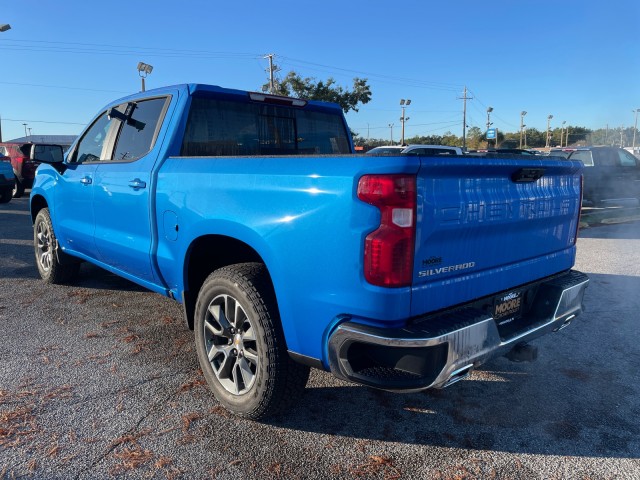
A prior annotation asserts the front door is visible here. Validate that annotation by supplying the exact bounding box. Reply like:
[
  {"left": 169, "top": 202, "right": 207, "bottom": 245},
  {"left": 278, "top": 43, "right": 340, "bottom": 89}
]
[
  {"left": 92, "top": 96, "right": 173, "bottom": 284},
  {"left": 53, "top": 111, "right": 117, "bottom": 259}
]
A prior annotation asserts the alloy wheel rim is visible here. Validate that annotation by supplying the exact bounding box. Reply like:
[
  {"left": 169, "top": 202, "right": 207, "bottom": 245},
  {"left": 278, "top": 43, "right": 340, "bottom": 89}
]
[
  {"left": 36, "top": 220, "right": 52, "bottom": 272},
  {"left": 203, "top": 294, "right": 258, "bottom": 395}
]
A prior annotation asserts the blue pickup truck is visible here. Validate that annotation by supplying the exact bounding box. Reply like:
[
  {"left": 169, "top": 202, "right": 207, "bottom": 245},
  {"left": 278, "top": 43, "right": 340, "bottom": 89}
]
[{"left": 30, "top": 84, "right": 589, "bottom": 419}]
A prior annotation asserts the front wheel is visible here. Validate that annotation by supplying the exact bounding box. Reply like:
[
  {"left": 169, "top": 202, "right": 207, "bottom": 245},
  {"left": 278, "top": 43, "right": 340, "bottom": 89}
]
[
  {"left": 34, "top": 208, "right": 80, "bottom": 284},
  {"left": 194, "top": 263, "right": 309, "bottom": 419}
]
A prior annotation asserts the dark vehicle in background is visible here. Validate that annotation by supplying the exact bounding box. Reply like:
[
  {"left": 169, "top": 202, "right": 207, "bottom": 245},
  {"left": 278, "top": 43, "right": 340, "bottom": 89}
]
[
  {"left": 0, "top": 154, "right": 13, "bottom": 203},
  {"left": 567, "top": 146, "right": 640, "bottom": 206},
  {"left": 0, "top": 142, "right": 64, "bottom": 198},
  {"left": 549, "top": 148, "right": 578, "bottom": 159}
]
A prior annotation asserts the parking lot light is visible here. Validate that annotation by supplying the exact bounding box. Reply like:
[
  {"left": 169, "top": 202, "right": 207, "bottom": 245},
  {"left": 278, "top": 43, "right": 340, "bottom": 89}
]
[{"left": 137, "top": 62, "right": 153, "bottom": 92}]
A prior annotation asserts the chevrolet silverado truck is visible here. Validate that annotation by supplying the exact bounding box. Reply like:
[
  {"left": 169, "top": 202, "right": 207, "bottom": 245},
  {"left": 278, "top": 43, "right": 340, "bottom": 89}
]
[{"left": 30, "top": 84, "right": 589, "bottom": 419}]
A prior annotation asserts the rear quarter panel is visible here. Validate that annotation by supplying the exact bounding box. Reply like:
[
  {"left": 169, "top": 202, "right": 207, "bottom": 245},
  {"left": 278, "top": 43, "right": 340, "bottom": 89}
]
[{"left": 155, "top": 154, "right": 421, "bottom": 361}]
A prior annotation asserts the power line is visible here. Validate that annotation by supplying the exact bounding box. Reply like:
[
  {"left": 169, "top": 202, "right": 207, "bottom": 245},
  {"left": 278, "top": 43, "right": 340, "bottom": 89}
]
[
  {"left": 3, "top": 118, "right": 86, "bottom": 125},
  {"left": 468, "top": 88, "right": 520, "bottom": 129},
  {"left": 276, "top": 56, "right": 463, "bottom": 92},
  {"left": 0, "top": 80, "right": 128, "bottom": 94},
  {"left": 0, "top": 38, "right": 261, "bottom": 59}
]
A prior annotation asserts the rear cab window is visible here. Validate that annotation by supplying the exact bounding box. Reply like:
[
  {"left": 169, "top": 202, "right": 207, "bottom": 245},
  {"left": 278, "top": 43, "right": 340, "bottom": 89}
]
[
  {"left": 570, "top": 150, "right": 594, "bottom": 166},
  {"left": 180, "top": 93, "right": 351, "bottom": 156}
]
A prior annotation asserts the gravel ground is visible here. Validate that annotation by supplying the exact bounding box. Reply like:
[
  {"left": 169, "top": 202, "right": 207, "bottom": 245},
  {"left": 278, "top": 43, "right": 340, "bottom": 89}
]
[{"left": 1, "top": 196, "right": 639, "bottom": 479}]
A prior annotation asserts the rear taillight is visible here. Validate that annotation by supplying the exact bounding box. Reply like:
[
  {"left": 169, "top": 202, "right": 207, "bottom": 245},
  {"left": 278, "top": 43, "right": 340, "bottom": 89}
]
[
  {"left": 357, "top": 174, "right": 416, "bottom": 287},
  {"left": 574, "top": 173, "right": 583, "bottom": 243}
]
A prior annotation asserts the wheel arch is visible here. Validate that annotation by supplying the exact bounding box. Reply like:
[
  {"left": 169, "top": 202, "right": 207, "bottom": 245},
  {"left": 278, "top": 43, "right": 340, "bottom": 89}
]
[
  {"left": 30, "top": 194, "right": 49, "bottom": 223},
  {"left": 181, "top": 234, "right": 273, "bottom": 331}
]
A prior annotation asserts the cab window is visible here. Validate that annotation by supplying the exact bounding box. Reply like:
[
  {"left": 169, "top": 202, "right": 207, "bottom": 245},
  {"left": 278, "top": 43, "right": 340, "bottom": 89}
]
[
  {"left": 72, "top": 112, "right": 116, "bottom": 163},
  {"left": 111, "top": 97, "right": 168, "bottom": 161}
]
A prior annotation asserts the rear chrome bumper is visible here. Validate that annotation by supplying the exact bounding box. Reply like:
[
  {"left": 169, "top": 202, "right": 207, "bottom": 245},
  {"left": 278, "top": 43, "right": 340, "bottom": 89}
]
[{"left": 327, "top": 270, "right": 589, "bottom": 392}]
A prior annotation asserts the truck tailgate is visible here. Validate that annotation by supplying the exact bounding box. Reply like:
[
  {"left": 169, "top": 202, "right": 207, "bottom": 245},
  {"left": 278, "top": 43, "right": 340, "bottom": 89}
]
[{"left": 411, "top": 156, "right": 583, "bottom": 317}]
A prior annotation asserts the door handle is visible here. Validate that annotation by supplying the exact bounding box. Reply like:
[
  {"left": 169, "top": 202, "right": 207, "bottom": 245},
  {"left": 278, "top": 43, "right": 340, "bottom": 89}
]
[
  {"left": 80, "top": 176, "right": 92, "bottom": 185},
  {"left": 128, "top": 178, "right": 147, "bottom": 190}
]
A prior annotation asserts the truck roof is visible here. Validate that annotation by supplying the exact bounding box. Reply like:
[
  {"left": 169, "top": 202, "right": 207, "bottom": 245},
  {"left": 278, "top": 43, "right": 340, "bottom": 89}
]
[{"left": 108, "top": 83, "right": 344, "bottom": 114}]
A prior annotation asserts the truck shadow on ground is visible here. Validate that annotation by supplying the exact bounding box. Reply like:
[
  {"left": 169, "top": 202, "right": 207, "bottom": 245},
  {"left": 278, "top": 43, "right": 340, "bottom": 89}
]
[{"left": 260, "top": 272, "right": 640, "bottom": 459}]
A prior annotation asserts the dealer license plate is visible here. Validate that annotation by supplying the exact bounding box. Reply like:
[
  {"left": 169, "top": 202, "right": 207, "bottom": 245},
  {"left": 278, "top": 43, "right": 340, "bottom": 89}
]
[{"left": 493, "top": 290, "right": 523, "bottom": 326}]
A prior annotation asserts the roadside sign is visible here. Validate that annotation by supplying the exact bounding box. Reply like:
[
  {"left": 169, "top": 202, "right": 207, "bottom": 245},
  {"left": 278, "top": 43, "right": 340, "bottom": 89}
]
[{"left": 486, "top": 128, "right": 496, "bottom": 139}]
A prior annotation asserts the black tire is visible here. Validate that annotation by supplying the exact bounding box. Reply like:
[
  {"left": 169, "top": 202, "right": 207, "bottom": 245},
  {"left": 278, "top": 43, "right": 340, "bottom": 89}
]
[
  {"left": 12, "top": 177, "right": 25, "bottom": 198},
  {"left": 0, "top": 188, "right": 11, "bottom": 203},
  {"left": 34, "top": 208, "right": 80, "bottom": 284},
  {"left": 194, "top": 262, "right": 309, "bottom": 419}
]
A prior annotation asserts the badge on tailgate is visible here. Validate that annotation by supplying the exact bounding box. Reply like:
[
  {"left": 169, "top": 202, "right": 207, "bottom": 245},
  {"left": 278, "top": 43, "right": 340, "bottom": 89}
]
[{"left": 493, "top": 290, "right": 523, "bottom": 326}]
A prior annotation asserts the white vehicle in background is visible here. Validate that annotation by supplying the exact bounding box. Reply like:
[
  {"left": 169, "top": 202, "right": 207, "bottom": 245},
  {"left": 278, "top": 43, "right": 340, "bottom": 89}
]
[
  {"left": 402, "top": 144, "right": 463, "bottom": 155},
  {"left": 366, "top": 145, "right": 463, "bottom": 155},
  {"left": 365, "top": 146, "right": 405, "bottom": 155}
]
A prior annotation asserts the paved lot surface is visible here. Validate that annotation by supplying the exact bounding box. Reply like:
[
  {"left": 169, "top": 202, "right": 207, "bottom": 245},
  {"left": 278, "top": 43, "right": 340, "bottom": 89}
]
[{"left": 1, "top": 196, "right": 639, "bottom": 479}]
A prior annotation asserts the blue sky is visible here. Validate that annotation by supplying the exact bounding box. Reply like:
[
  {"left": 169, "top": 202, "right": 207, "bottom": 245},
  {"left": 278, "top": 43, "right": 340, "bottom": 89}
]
[{"left": 1, "top": 0, "right": 639, "bottom": 143}]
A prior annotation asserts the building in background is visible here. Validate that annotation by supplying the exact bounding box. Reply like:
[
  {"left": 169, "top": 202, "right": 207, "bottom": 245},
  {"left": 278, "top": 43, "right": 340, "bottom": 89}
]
[{"left": 8, "top": 135, "right": 77, "bottom": 150}]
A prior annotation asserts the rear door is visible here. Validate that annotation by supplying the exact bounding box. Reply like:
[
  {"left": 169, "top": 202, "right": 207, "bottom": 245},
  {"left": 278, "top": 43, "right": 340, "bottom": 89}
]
[
  {"left": 410, "top": 155, "right": 583, "bottom": 316},
  {"left": 92, "top": 95, "right": 173, "bottom": 284}
]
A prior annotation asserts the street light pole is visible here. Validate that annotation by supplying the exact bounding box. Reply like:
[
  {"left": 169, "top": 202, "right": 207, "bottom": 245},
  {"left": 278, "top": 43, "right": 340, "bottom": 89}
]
[
  {"left": 545, "top": 115, "right": 553, "bottom": 149},
  {"left": 23, "top": 123, "right": 28, "bottom": 139},
  {"left": 520, "top": 111, "right": 527, "bottom": 149},
  {"left": 399, "top": 99, "right": 411, "bottom": 146},
  {"left": 486, "top": 107, "right": 493, "bottom": 148},
  {"left": 560, "top": 121, "right": 566, "bottom": 148},
  {"left": 632, "top": 109, "right": 639, "bottom": 153},
  {"left": 0, "top": 24, "right": 11, "bottom": 142},
  {"left": 388, "top": 123, "right": 394, "bottom": 145},
  {"left": 137, "top": 62, "right": 153, "bottom": 92}
]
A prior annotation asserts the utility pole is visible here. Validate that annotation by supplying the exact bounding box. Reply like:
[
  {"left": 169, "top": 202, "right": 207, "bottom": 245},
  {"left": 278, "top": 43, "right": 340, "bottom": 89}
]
[
  {"left": 520, "top": 111, "right": 527, "bottom": 149},
  {"left": 388, "top": 123, "right": 394, "bottom": 145},
  {"left": 399, "top": 99, "right": 411, "bottom": 146},
  {"left": 605, "top": 124, "right": 609, "bottom": 145},
  {"left": 264, "top": 54, "right": 281, "bottom": 94},
  {"left": 545, "top": 115, "right": 553, "bottom": 149},
  {"left": 264, "top": 54, "right": 276, "bottom": 94},
  {"left": 620, "top": 126, "right": 624, "bottom": 148},
  {"left": 560, "top": 121, "right": 566, "bottom": 148},
  {"left": 458, "top": 86, "right": 472, "bottom": 151}
]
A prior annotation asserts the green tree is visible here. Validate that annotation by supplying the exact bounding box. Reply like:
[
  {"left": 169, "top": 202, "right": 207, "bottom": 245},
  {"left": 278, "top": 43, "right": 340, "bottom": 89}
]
[
  {"left": 466, "top": 126, "right": 484, "bottom": 149},
  {"left": 263, "top": 70, "right": 372, "bottom": 114}
]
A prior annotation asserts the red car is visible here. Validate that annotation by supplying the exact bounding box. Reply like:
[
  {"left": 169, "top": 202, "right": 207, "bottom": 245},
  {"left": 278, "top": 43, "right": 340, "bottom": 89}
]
[{"left": 0, "top": 142, "right": 44, "bottom": 197}]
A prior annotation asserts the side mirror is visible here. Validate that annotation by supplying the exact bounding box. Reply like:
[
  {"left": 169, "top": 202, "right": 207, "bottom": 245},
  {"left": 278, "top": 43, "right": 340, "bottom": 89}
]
[{"left": 29, "top": 144, "right": 64, "bottom": 164}]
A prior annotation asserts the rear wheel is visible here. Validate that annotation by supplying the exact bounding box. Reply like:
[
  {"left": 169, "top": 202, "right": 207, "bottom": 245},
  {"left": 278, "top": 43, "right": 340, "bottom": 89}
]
[
  {"left": 194, "top": 263, "right": 309, "bottom": 419},
  {"left": 12, "top": 177, "right": 25, "bottom": 198},
  {"left": 34, "top": 208, "right": 80, "bottom": 284}
]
